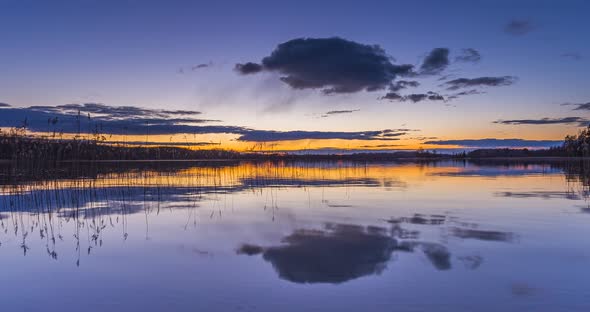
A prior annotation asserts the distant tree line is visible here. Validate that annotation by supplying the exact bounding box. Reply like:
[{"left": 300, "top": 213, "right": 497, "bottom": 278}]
[{"left": 2, "top": 125, "right": 590, "bottom": 162}]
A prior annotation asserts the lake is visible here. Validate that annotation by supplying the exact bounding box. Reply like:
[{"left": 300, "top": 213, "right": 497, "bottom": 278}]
[{"left": 0, "top": 160, "right": 589, "bottom": 311}]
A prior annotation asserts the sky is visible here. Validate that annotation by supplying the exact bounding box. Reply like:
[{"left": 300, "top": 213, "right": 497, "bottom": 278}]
[{"left": 0, "top": 0, "right": 589, "bottom": 152}]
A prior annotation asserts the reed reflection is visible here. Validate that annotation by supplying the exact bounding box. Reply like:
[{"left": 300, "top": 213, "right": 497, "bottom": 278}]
[{"left": 0, "top": 159, "right": 584, "bottom": 273}]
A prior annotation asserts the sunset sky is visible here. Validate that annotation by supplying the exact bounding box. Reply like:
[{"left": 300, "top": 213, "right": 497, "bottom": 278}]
[{"left": 1, "top": 0, "right": 589, "bottom": 152}]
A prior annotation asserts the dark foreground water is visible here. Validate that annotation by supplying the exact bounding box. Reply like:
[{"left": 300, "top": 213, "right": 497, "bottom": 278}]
[{"left": 0, "top": 160, "right": 589, "bottom": 311}]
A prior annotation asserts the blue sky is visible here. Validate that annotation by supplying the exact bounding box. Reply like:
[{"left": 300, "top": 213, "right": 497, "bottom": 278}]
[{"left": 0, "top": 0, "right": 589, "bottom": 150}]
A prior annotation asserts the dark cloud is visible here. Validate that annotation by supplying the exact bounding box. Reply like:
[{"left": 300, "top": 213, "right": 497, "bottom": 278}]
[
  {"left": 161, "top": 109, "right": 202, "bottom": 115},
  {"left": 406, "top": 94, "right": 428, "bottom": 103},
  {"left": 389, "top": 80, "right": 420, "bottom": 92},
  {"left": 443, "top": 76, "right": 517, "bottom": 90},
  {"left": 562, "top": 102, "right": 590, "bottom": 111},
  {"left": 437, "top": 74, "right": 456, "bottom": 81},
  {"left": 493, "top": 117, "right": 589, "bottom": 126},
  {"left": 447, "top": 89, "right": 485, "bottom": 100},
  {"left": 0, "top": 104, "right": 415, "bottom": 143},
  {"left": 504, "top": 19, "right": 535, "bottom": 35},
  {"left": 561, "top": 53, "right": 584, "bottom": 61},
  {"left": 425, "top": 138, "right": 562, "bottom": 148},
  {"left": 235, "top": 37, "right": 414, "bottom": 94},
  {"left": 0, "top": 103, "right": 10, "bottom": 108},
  {"left": 0, "top": 104, "right": 248, "bottom": 136},
  {"left": 382, "top": 92, "right": 445, "bottom": 103},
  {"left": 234, "top": 62, "right": 263, "bottom": 74},
  {"left": 236, "top": 129, "right": 405, "bottom": 142},
  {"left": 192, "top": 62, "right": 212, "bottom": 70},
  {"left": 425, "top": 92, "right": 445, "bottom": 101},
  {"left": 420, "top": 48, "right": 450, "bottom": 75},
  {"left": 358, "top": 144, "right": 404, "bottom": 148},
  {"left": 381, "top": 92, "right": 405, "bottom": 101},
  {"left": 27, "top": 103, "right": 202, "bottom": 119},
  {"left": 411, "top": 136, "right": 439, "bottom": 141},
  {"left": 455, "top": 48, "right": 481, "bottom": 63},
  {"left": 321, "top": 109, "right": 360, "bottom": 117},
  {"left": 236, "top": 244, "right": 265, "bottom": 256}
]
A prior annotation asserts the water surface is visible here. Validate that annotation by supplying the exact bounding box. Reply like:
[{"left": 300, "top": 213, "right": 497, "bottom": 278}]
[{"left": 0, "top": 160, "right": 589, "bottom": 311}]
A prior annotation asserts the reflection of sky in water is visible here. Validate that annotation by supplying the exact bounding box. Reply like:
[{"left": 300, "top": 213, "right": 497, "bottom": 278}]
[{"left": 0, "top": 161, "right": 589, "bottom": 312}]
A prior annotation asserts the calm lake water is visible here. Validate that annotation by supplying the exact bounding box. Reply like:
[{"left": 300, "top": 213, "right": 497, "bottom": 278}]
[{"left": 0, "top": 160, "right": 589, "bottom": 311}]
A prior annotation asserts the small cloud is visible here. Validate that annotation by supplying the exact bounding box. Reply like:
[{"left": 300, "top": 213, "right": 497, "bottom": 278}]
[
  {"left": 447, "top": 89, "right": 486, "bottom": 100},
  {"left": 192, "top": 62, "right": 213, "bottom": 70},
  {"left": 236, "top": 244, "right": 265, "bottom": 256},
  {"left": 0, "top": 103, "right": 10, "bottom": 108},
  {"left": 561, "top": 102, "right": 590, "bottom": 110},
  {"left": 455, "top": 48, "right": 481, "bottom": 63},
  {"left": 161, "top": 109, "right": 202, "bottom": 115},
  {"left": 234, "top": 62, "right": 263, "bottom": 75},
  {"left": 420, "top": 48, "right": 450, "bottom": 75},
  {"left": 493, "top": 117, "right": 589, "bottom": 126},
  {"left": 321, "top": 109, "right": 360, "bottom": 117},
  {"left": 443, "top": 76, "right": 517, "bottom": 90},
  {"left": 561, "top": 53, "right": 584, "bottom": 61},
  {"left": 382, "top": 92, "right": 446, "bottom": 103},
  {"left": 381, "top": 92, "right": 405, "bottom": 101},
  {"left": 358, "top": 144, "right": 403, "bottom": 148},
  {"left": 408, "top": 93, "right": 440, "bottom": 102},
  {"left": 504, "top": 19, "right": 535, "bottom": 35},
  {"left": 389, "top": 80, "right": 420, "bottom": 92}
]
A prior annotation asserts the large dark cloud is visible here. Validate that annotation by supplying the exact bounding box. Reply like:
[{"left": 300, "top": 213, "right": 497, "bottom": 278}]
[
  {"left": 504, "top": 19, "right": 535, "bottom": 35},
  {"left": 443, "top": 76, "right": 517, "bottom": 90},
  {"left": 235, "top": 37, "right": 414, "bottom": 94},
  {"left": 420, "top": 48, "right": 450, "bottom": 75},
  {"left": 425, "top": 138, "right": 562, "bottom": 148},
  {"left": 455, "top": 48, "right": 481, "bottom": 63},
  {"left": 493, "top": 117, "right": 590, "bottom": 126}
]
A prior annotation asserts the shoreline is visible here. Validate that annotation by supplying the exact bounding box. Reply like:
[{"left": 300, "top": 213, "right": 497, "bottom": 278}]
[{"left": 3, "top": 156, "right": 590, "bottom": 163}]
